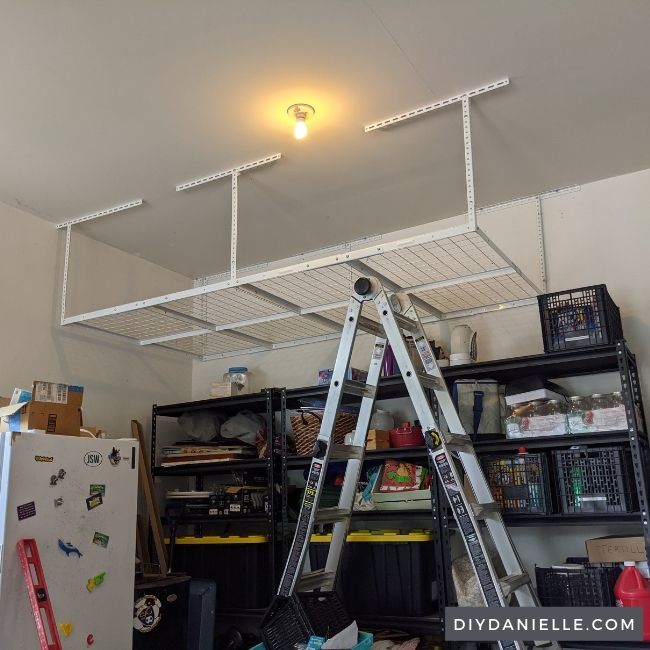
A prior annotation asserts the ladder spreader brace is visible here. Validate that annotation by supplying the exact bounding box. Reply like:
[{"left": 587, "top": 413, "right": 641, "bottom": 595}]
[{"left": 262, "top": 277, "right": 560, "bottom": 650}]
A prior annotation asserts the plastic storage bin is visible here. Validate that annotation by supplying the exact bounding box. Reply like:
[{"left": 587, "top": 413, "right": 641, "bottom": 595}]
[
  {"left": 553, "top": 446, "right": 638, "bottom": 514},
  {"left": 537, "top": 284, "right": 623, "bottom": 352},
  {"left": 166, "top": 535, "right": 271, "bottom": 609},
  {"left": 536, "top": 562, "right": 621, "bottom": 606},
  {"left": 309, "top": 530, "right": 437, "bottom": 617},
  {"left": 481, "top": 451, "right": 551, "bottom": 514}
]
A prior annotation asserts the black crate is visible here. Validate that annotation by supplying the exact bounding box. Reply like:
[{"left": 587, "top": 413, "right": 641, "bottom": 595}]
[
  {"left": 553, "top": 446, "right": 638, "bottom": 514},
  {"left": 309, "top": 531, "right": 437, "bottom": 617},
  {"left": 536, "top": 562, "right": 621, "bottom": 607},
  {"left": 262, "top": 592, "right": 352, "bottom": 650},
  {"left": 481, "top": 452, "right": 551, "bottom": 514},
  {"left": 537, "top": 284, "right": 623, "bottom": 352}
]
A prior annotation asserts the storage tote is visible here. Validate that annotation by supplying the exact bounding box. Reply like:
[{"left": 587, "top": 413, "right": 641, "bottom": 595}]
[
  {"left": 537, "top": 284, "right": 623, "bottom": 352},
  {"left": 553, "top": 446, "right": 638, "bottom": 514},
  {"left": 165, "top": 535, "right": 272, "bottom": 609}
]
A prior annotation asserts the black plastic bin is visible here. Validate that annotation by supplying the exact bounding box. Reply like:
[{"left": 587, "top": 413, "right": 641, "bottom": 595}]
[
  {"left": 536, "top": 562, "right": 621, "bottom": 607},
  {"left": 481, "top": 452, "right": 552, "bottom": 514},
  {"left": 537, "top": 284, "right": 623, "bottom": 352},
  {"left": 309, "top": 530, "right": 437, "bottom": 617},
  {"left": 133, "top": 574, "right": 190, "bottom": 650},
  {"left": 553, "top": 446, "right": 638, "bottom": 514},
  {"left": 167, "top": 535, "right": 271, "bottom": 609}
]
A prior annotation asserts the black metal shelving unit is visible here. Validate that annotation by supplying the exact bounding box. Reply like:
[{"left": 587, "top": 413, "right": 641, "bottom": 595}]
[
  {"left": 277, "top": 341, "right": 649, "bottom": 643},
  {"left": 149, "top": 342, "right": 649, "bottom": 644},
  {"left": 151, "top": 387, "right": 283, "bottom": 614}
]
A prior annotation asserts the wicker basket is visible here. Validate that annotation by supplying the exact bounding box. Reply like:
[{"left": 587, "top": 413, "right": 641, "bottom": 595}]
[{"left": 290, "top": 411, "right": 359, "bottom": 456}]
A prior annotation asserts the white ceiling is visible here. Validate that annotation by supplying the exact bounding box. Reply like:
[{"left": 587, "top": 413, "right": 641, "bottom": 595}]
[{"left": 2, "top": 0, "right": 650, "bottom": 279}]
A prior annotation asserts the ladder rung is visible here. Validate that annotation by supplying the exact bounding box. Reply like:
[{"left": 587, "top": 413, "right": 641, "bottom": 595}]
[
  {"left": 500, "top": 573, "right": 531, "bottom": 597},
  {"left": 315, "top": 507, "right": 350, "bottom": 524},
  {"left": 343, "top": 379, "right": 375, "bottom": 398},
  {"left": 442, "top": 432, "right": 474, "bottom": 452},
  {"left": 297, "top": 569, "right": 336, "bottom": 591},
  {"left": 471, "top": 502, "right": 500, "bottom": 519},
  {"left": 392, "top": 312, "right": 419, "bottom": 332},
  {"left": 416, "top": 372, "right": 445, "bottom": 391},
  {"left": 357, "top": 316, "right": 386, "bottom": 338},
  {"left": 330, "top": 443, "right": 364, "bottom": 461}
]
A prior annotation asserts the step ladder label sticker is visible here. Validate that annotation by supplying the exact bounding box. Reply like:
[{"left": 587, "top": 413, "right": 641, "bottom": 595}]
[
  {"left": 284, "top": 461, "right": 323, "bottom": 587},
  {"left": 372, "top": 342, "right": 385, "bottom": 360},
  {"left": 415, "top": 335, "right": 435, "bottom": 368},
  {"left": 433, "top": 452, "right": 501, "bottom": 608}
]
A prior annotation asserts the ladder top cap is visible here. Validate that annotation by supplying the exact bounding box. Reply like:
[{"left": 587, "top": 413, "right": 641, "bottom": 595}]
[{"left": 354, "top": 276, "right": 372, "bottom": 296}]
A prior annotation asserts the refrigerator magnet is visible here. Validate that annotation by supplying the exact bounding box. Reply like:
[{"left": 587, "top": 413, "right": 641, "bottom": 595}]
[
  {"left": 86, "top": 493, "right": 103, "bottom": 510},
  {"left": 17, "top": 501, "right": 36, "bottom": 520},
  {"left": 58, "top": 539, "right": 83, "bottom": 558},
  {"left": 92, "top": 532, "right": 109, "bottom": 548},
  {"left": 108, "top": 447, "right": 122, "bottom": 466},
  {"left": 89, "top": 484, "right": 105, "bottom": 496}
]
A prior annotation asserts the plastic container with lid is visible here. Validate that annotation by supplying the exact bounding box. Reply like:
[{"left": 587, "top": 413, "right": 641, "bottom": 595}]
[
  {"left": 223, "top": 366, "right": 251, "bottom": 394},
  {"left": 615, "top": 561, "right": 650, "bottom": 641}
]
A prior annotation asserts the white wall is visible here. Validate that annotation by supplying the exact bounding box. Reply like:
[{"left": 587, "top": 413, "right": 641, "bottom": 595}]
[
  {"left": 191, "top": 166, "right": 650, "bottom": 576},
  {"left": 1, "top": 201, "right": 193, "bottom": 438}
]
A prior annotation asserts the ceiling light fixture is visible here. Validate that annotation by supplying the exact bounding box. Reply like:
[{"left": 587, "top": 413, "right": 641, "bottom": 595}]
[{"left": 287, "top": 103, "right": 315, "bottom": 140}]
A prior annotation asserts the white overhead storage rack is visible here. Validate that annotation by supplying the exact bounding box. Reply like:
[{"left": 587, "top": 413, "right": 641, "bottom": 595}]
[{"left": 57, "top": 78, "right": 557, "bottom": 360}]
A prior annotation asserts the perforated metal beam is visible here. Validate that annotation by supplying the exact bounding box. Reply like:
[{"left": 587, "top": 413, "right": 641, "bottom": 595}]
[
  {"left": 175, "top": 153, "right": 281, "bottom": 192},
  {"left": 364, "top": 78, "right": 509, "bottom": 132},
  {"left": 55, "top": 200, "right": 143, "bottom": 229}
]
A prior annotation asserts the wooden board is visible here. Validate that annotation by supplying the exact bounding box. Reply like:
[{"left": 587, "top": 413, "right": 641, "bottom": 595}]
[{"left": 132, "top": 420, "right": 168, "bottom": 575}]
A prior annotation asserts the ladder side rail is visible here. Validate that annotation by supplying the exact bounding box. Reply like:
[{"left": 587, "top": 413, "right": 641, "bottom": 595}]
[
  {"left": 276, "top": 296, "right": 364, "bottom": 597},
  {"left": 399, "top": 296, "right": 539, "bottom": 602},
  {"left": 324, "top": 335, "right": 387, "bottom": 577},
  {"left": 399, "top": 296, "right": 547, "bottom": 623},
  {"left": 373, "top": 289, "right": 509, "bottom": 610}
]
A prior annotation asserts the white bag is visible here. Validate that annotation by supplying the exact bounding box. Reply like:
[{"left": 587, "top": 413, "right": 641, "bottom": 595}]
[{"left": 221, "top": 410, "right": 266, "bottom": 446}]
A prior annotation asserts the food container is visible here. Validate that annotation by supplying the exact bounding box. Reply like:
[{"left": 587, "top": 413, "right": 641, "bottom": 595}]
[
  {"left": 389, "top": 422, "right": 424, "bottom": 447},
  {"left": 222, "top": 366, "right": 251, "bottom": 394}
]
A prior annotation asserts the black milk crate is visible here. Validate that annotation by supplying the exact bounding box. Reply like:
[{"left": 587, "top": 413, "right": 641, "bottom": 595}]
[
  {"left": 554, "top": 446, "right": 638, "bottom": 514},
  {"left": 536, "top": 562, "right": 621, "bottom": 607},
  {"left": 262, "top": 592, "right": 352, "bottom": 650},
  {"left": 537, "top": 284, "right": 622, "bottom": 352},
  {"left": 480, "top": 452, "right": 551, "bottom": 514}
]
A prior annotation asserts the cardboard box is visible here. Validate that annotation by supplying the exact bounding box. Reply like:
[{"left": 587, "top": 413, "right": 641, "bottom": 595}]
[
  {"left": 586, "top": 535, "right": 647, "bottom": 563},
  {"left": 367, "top": 429, "right": 390, "bottom": 442},
  {"left": 366, "top": 439, "right": 390, "bottom": 450},
  {"left": 0, "top": 381, "right": 83, "bottom": 436}
]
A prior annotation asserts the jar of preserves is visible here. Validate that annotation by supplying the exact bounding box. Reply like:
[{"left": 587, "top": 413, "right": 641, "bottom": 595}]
[
  {"left": 592, "top": 391, "right": 628, "bottom": 431},
  {"left": 568, "top": 396, "right": 590, "bottom": 434}
]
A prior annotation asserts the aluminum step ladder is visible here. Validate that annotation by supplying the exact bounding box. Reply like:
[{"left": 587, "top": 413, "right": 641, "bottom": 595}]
[{"left": 263, "top": 276, "right": 559, "bottom": 650}]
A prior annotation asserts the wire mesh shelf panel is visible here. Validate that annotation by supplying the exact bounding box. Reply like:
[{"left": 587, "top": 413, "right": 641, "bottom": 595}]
[
  {"left": 553, "top": 446, "right": 638, "bottom": 514},
  {"left": 234, "top": 315, "right": 340, "bottom": 344},
  {"left": 414, "top": 272, "right": 533, "bottom": 312},
  {"left": 360, "top": 232, "right": 507, "bottom": 288},
  {"left": 251, "top": 265, "right": 355, "bottom": 308},
  {"left": 165, "top": 287, "right": 288, "bottom": 326},
  {"left": 82, "top": 308, "right": 199, "bottom": 341},
  {"left": 156, "top": 331, "right": 263, "bottom": 357}
]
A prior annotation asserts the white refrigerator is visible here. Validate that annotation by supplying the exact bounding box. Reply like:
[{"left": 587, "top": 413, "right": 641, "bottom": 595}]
[{"left": 0, "top": 432, "right": 139, "bottom": 650}]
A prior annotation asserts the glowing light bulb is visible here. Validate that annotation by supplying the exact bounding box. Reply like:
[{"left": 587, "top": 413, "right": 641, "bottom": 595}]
[
  {"left": 287, "top": 104, "right": 315, "bottom": 140},
  {"left": 294, "top": 116, "right": 308, "bottom": 140}
]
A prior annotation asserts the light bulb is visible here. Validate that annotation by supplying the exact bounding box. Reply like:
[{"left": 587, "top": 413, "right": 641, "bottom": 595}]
[{"left": 294, "top": 116, "right": 308, "bottom": 140}]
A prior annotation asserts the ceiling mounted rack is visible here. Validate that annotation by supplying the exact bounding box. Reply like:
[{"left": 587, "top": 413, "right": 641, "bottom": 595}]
[{"left": 57, "top": 78, "right": 558, "bottom": 360}]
